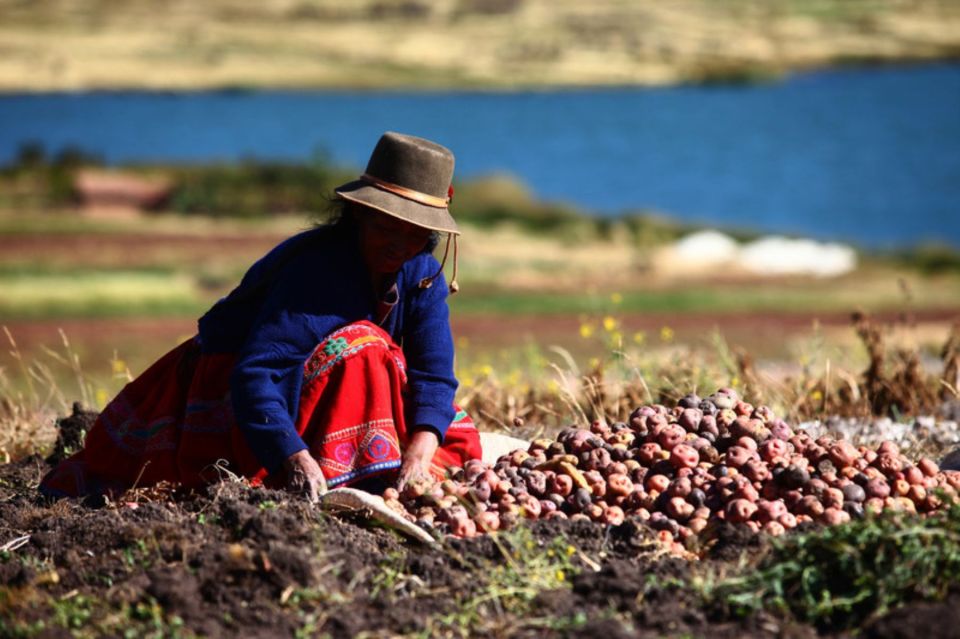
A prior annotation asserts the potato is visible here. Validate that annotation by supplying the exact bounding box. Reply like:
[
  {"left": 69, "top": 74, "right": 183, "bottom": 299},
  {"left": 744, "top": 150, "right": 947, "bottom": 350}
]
[
  {"left": 670, "top": 444, "right": 700, "bottom": 470},
  {"left": 726, "top": 499, "right": 758, "bottom": 523}
]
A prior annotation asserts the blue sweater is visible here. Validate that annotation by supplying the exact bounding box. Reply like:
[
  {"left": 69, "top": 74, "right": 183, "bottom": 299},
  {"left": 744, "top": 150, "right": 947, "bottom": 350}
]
[{"left": 197, "top": 223, "right": 458, "bottom": 474}]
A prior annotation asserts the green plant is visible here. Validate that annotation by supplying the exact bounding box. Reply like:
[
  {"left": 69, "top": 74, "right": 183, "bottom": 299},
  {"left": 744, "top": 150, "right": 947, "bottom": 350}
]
[{"left": 701, "top": 501, "right": 960, "bottom": 630}]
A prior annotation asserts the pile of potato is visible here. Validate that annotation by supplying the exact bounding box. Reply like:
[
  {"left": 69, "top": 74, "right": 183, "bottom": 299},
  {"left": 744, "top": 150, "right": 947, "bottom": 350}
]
[{"left": 382, "top": 389, "right": 960, "bottom": 551}]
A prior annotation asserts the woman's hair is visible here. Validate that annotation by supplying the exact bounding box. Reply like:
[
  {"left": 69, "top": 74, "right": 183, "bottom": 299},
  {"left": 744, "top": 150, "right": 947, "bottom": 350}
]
[{"left": 321, "top": 198, "right": 440, "bottom": 253}]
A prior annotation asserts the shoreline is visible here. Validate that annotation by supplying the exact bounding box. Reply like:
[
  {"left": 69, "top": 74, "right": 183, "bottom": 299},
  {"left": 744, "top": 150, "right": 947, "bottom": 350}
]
[{"left": 1, "top": 57, "right": 959, "bottom": 95}]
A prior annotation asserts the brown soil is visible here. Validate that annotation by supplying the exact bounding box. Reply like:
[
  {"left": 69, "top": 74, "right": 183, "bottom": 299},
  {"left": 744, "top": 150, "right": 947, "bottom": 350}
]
[{"left": 0, "top": 412, "right": 955, "bottom": 638}]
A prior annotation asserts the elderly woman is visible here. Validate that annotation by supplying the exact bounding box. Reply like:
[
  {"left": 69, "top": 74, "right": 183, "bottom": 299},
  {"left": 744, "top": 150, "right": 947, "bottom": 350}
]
[{"left": 41, "top": 132, "right": 482, "bottom": 500}]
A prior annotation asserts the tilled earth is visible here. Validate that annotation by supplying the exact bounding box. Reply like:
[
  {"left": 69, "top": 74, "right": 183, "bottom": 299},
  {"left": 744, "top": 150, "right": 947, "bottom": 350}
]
[{"left": 0, "top": 411, "right": 957, "bottom": 638}]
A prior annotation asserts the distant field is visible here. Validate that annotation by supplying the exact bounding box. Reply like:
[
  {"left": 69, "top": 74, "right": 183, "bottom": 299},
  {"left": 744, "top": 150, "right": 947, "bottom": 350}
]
[
  {"left": 1, "top": 0, "right": 959, "bottom": 91},
  {"left": 1, "top": 208, "right": 957, "bottom": 408}
]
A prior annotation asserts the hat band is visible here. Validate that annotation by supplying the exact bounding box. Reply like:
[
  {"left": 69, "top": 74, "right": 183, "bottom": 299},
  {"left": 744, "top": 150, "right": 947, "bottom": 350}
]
[{"left": 360, "top": 173, "right": 449, "bottom": 209}]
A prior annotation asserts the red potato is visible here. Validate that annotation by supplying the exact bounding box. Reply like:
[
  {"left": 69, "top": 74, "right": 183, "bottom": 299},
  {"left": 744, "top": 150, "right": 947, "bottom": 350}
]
[
  {"left": 548, "top": 473, "right": 574, "bottom": 497},
  {"left": 734, "top": 481, "right": 759, "bottom": 503},
  {"left": 689, "top": 517, "right": 708, "bottom": 534},
  {"left": 726, "top": 498, "right": 758, "bottom": 523},
  {"left": 603, "top": 505, "right": 625, "bottom": 526},
  {"left": 606, "top": 461, "right": 628, "bottom": 477},
  {"left": 820, "top": 507, "right": 850, "bottom": 526},
  {"left": 638, "top": 443, "right": 663, "bottom": 465},
  {"left": 450, "top": 517, "right": 478, "bottom": 538},
  {"left": 875, "top": 454, "right": 903, "bottom": 476},
  {"left": 800, "top": 495, "right": 825, "bottom": 518},
  {"left": 475, "top": 511, "right": 500, "bottom": 532},
  {"left": 736, "top": 436, "right": 759, "bottom": 452},
  {"left": 763, "top": 521, "right": 786, "bottom": 536},
  {"left": 759, "top": 439, "right": 789, "bottom": 463},
  {"left": 742, "top": 459, "right": 770, "bottom": 482},
  {"left": 903, "top": 466, "right": 924, "bottom": 486},
  {"left": 822, "top": 487, "right": 844, "bottom": 510},
  {"left": 877, "top": 441, "right": 900, "bottom": 457},
  {"left": 756, "top": 499, "right": 787, "bottom": 524},
  {"left": 670, "top": 444, "right": 700, "bottom": 470},
  {"left": 666, "top": 497, "right": 695, "bottom": 521},
  {"left": 907, "top": 485, "right": 926, "bottom": 504},
  {"left": 646, "top": 474, "right": 670, "bottom": 493},
  {"left": 666, "top": 476, "right": 693, "bottom": 498},
  {"left": 606, "top": 473, "right": 633, "bottom": 497},
  {"left": 657, "top": 425, "right": 686, "bottom": 451},
  {"left": 778, "top": 512, "right": 798, "bottom": 529},
  {"left": 585, "top": 504, "right": 605, "bottom": 521},
  {"left": 892, "top": 479, "right": 910, "bottom": 497},
  {"left": 918, "top": 458, "right": 939, "bottom": 477},
  {"left": 726, "top": 446, "right": 754, "bottom": 468},
  {"left": 545, "top": 510, "right": 569, "bottom": 520},
  {"left": 518, "top": 494, "right": 542, "bottom": 519},
  {"left": 828, "top": 441, "right": 859, "bottom": 469}
]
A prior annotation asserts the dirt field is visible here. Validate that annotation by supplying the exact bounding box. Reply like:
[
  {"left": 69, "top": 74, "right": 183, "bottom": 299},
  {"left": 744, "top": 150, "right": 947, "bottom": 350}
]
[{"left": 1, "top": 408, "right": 957, "bottom": 638}]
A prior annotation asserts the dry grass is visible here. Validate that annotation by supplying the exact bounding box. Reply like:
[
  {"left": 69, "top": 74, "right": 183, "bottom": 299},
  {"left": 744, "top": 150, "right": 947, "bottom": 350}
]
[{"left": 1, "top": 0, "right": 959, "bottom": 91}]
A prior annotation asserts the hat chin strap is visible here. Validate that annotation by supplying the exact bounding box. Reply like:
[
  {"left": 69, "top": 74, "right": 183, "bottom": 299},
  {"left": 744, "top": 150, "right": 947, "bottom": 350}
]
[{"left": 418, "top": 233, "right": 460, "bottom": 294}]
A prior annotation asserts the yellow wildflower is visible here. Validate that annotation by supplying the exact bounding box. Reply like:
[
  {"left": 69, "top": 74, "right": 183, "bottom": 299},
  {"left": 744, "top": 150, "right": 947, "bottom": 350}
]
[
  {"left": 633, "top": 331, "right": 646, "bottom": 345},
  {"left": 660, "top": 326, "right": 674, "bottom": 342},
  {"left": 579, "top": 322, "right": 595, "bottom": 339},
  {"left": 603, "top": 316, "right": 618, "bottom": 332}
]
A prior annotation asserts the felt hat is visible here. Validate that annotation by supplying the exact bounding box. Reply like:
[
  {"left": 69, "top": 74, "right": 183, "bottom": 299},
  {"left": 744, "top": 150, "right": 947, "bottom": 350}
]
[{"left": 335, "top": 131, "right": 458, "bottom": 235}]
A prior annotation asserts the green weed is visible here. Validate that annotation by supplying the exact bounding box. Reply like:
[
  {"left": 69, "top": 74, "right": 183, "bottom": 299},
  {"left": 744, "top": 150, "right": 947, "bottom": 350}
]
[{"left": 701, "top": 501, "right": 960, "bottom": 630}]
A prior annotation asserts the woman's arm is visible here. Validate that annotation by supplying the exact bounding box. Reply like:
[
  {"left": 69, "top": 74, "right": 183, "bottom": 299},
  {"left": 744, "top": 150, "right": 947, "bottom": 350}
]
[{"left": 397, "top": 266, "right": 458, "bottom": 487}]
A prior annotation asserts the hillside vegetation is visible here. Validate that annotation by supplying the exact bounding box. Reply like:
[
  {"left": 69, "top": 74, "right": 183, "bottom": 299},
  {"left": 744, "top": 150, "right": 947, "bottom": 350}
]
[{"left": 1, "top": 0, "right": 959, "bottom": 91}]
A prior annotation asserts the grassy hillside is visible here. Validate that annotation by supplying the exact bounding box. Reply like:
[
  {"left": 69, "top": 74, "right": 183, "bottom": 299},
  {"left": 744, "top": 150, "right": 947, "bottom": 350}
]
[{"left": 1, "top": 0, "right": 959, "bottom": 91}]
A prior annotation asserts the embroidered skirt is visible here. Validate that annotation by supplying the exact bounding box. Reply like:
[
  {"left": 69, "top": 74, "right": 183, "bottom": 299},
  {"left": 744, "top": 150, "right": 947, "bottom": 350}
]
[{"left": 39, "top": 321, "right": 482, "bottom": 497}]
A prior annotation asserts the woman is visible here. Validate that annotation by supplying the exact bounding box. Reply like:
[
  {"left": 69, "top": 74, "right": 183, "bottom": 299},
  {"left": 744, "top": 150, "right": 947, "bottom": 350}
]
[{"left": 40, "top": 132, "right": 482, "bottom": 500}]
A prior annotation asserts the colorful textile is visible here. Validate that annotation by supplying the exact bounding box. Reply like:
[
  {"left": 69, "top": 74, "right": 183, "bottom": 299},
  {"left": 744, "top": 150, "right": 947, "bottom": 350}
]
[
  {"left": 198, "top": 222, "right": 458, "bottom": 474},
  {"left": 39, "top": 322, "right": 481, "bottom": 497}
]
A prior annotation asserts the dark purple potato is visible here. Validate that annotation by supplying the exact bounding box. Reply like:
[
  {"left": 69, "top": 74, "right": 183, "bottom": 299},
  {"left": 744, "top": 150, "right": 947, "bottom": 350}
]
[
  {"left": 842, "top": 483, "right": 866, "bottom": 503},
  {"left": 547, "top": 442, "right": 566, "bottom": 458},
  {"left": 471, "top": 480, "right": 492, "bottom": 503},
  {"left": 678, "top": 393, "right": 702, "bottom": 409},
  {"left": 525, "top": 471, "right": 548, "bottom": 497},
  {"left": 688, "top": 488, "right": 706, "bottom": 508},
  {"left": 587, "top": 447, "right": 612, "bottom": 471},
  {"left": 571, "top": 487, "right": 593, "bottom": 511},
  {"left": 843, "top": 501, "right": 865, "bottom": 520},
  {"left": 776, "top": 465, "right": 810, "bottom": 490},
  {"left": 679, "top": 408, "right": 703, "bottom": 431},
  {"left": 610, "top": 421, "right": 629, "bottom": 432},
  {"left": 698, "top": 400, "right": 718, "bottom": 417}
]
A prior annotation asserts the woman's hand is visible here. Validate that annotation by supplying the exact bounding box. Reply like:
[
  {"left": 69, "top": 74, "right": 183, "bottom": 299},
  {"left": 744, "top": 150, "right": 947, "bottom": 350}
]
[
  {"left": 284, "top": 449, "right": 328, "bottom": 503},
  {"left": 397, "top": 428, "right": 440, "bottom": 491}
]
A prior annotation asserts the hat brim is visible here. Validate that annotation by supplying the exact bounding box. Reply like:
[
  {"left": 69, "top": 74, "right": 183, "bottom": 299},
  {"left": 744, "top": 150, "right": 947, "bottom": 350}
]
[{"left": 335, "top": 180, "right": 460, "bottom": 235}]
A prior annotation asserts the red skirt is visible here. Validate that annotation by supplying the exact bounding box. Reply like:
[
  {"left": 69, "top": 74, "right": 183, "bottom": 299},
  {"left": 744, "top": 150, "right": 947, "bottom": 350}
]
[{"left": 40, "top": 321, "right": 482, "bottom": 497}]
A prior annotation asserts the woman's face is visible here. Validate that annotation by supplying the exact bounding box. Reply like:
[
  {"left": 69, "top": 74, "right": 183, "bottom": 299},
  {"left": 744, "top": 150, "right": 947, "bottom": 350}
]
[{"left": 357, "top": 207, "right": 434, "bottom": 275}]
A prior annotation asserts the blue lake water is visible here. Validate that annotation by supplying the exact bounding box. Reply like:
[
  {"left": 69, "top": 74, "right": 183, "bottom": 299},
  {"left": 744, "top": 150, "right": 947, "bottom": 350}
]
[{"left": 1, "top": 63, "right": 958, "bottom": 249}]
